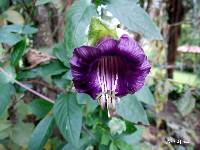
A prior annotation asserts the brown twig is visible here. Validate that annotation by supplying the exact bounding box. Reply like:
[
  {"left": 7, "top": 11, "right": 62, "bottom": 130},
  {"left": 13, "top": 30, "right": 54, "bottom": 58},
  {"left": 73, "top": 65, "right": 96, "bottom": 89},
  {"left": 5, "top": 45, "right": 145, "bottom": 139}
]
[
  {"left": 168, "top": 19, "right": 193, "bottom": 27},
  {"left": 27, "top": 79, "right": 63, "bottom": 93},
  {"left": 0, "top": 67, "right": 55, "bottom": 104}
]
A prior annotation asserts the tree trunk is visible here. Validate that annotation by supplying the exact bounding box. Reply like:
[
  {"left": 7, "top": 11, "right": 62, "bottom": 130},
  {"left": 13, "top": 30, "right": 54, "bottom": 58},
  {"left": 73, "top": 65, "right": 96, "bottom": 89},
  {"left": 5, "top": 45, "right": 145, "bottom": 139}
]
[
  {"left": 33, "top": 6, "right": 54, "bottom": 48},
  {"left": 166, "top": 0, "right": 185, "bottom": 78}
]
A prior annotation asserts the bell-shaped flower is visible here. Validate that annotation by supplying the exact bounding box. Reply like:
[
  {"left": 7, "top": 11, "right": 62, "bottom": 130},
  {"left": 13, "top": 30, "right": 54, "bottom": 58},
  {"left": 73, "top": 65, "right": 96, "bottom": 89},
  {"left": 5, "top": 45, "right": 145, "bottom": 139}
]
[{"left": 70, "top": 35, "right": 151, "bottom": 116}]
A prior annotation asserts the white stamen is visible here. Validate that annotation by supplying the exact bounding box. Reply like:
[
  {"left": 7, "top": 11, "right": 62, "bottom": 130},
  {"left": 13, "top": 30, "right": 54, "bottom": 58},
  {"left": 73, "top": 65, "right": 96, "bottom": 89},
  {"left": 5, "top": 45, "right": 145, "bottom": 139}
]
[{"left": 97, "top": 56, "right": 120, "bottom": 117}]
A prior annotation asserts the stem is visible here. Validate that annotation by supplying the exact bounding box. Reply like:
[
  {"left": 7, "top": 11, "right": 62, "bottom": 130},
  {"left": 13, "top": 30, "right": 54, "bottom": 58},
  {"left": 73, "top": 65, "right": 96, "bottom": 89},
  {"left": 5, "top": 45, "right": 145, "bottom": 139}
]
[
  {"left": 82, "top": 125, "right": 96, "bottom": 140},
  {"left": 0, "top": 67, "right": 55, "bottom": 104}
]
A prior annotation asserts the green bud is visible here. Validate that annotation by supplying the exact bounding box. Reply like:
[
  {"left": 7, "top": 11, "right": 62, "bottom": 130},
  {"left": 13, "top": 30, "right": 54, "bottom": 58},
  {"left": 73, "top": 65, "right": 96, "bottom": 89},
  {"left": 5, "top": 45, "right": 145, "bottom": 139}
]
[{"left": 108, "top": 117, "right": 126, "bottom": 135}]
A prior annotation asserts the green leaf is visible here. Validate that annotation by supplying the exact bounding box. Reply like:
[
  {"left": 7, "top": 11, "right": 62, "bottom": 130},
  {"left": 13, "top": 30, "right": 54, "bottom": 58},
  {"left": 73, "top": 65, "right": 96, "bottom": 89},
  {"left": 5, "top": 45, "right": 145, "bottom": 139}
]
[
  {"left": 62, "top": 143, "right": 77, "bottom": 150},
  {"left": 76, "top": 93, "right": 93, "bottom": 105},
  {"left": 0, "top": 128, "right": 10, "bottom": 140},
  {"left": 175, "top": 90, "right": 196, "bottom": 116},
  {"left": 35, "top": 0, "right": 52, "bottom": 5},
  {"left": 53, "top": 42, "right": 69, "bottom": 67},
  {"left": 101, "top": 133, "right": 110, "bottom": 145},
  {"left": 16, "top": 101, "right": 30, "bottom": 121},
  {"left": 0, "top": 112, "right": 11, "bottom": 140},
  {"left": 86, "top": 100, "right": 98, "bottom": 113},
  {"left": 0, "top": 121, "right": 11, "bottom": 132},
  {"left": 62, "top": 137, "right": 94, "bottom": 150},
  {"left": 93, "top": 0, "right": 108, "bottom": 6},
  {"left": 115, "top": 140, "right": 132, "bottom": 150},
  {"left": 0, "top": 83, "right": 15, "bottom": 115},
  {"left": 134, "top": 86, "right": 155, "bottom": 106},
  {"left": 53, "top": 93, "right": 82, "bottom": 146},
  {"left": 76, "top": 93, "right": 98, "bottom": 113},
  {"left": 64, "top": 0, "right": 98, "bottom": 56},
  {"left": 28, "top": 99, "right": 53, "bottom": 119},
  {"left": 0, "top": 25, "right": 38, "bottom": 35},
  {"left": 125, "top": 121, "right": 137, "bottom": 134},
  {"left": 88, "top": 17, "right": 117, "bottom": 45},
  {"left": 0, "top": 30, "right": 23, "bottom": 45},
  {"left": 52, "top": 74, "right": 71, "bottom": 89},
  {"left": 3, "top": 9, "right": 24, "bottom": 24},
  {"left": 18, "top": 60, "right": 67, "bottom": 79},
  {"left": 10, "top": 122, "right": 34, "bottom": 147},
  {"left": 116, "top": 95, "right": 149, "bottom": 125},
  {"left": 63, "top": 70, "right": 72, "bottom": 80},
  {"left": 29, "top": 115, "right": 54, "bottom": 150},
  {"left": 0, "top": 0, "right": 9, "bottom": 12},
  {"left": 109, "top": 142, "right": 118, "bottom": 150},
  {"left": 0, "top": 64, "right": 16, "bottom": 84},
  {"left": 99, "top": 145, "right": 109, "bottom": 150},
  {"left": 120, "top": 126, "right": 144, "bottom": 145},
  {"left": 107, "top": 0, "right": 162, "bottom": 40},
  {"left": 11, "top": 39, "right": 26, "bottom": 66}
]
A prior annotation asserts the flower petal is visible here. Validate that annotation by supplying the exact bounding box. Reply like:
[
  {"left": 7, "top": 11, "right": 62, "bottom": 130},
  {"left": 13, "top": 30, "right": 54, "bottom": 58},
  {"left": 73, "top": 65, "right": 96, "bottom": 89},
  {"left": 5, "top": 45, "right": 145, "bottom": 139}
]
[
  {"left": 70, "top": 35, "right": 151, "bottom": 99},
  {"left": 113, "top": 35, "right": 151, "bottom": 96},
  {"left": 96, "top": 37, "right": 118, "bottom": 55},
  {"left": 70, "top": 46, "right": 102, "bottom": 98},
  {"left": 117, "top": 34, "right": 145, "bottom": 65},
  {"left": 72, "top": 62, "right": 101, "bottom": 99}
]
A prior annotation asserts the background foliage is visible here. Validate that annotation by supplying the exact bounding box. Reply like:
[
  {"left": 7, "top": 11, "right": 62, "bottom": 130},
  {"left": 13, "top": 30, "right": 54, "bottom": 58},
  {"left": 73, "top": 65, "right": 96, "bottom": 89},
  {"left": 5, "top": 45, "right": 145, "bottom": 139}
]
[{"left": 0, "top": 0, "right": 200, "bottom": 150}]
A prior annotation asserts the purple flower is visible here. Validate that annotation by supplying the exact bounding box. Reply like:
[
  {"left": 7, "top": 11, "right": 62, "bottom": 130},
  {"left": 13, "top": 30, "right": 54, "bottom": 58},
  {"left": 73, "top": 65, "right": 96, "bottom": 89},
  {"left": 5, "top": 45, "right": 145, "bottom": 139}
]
[{"left": 70, "top": 35, "right": 151, "bottom": 116}]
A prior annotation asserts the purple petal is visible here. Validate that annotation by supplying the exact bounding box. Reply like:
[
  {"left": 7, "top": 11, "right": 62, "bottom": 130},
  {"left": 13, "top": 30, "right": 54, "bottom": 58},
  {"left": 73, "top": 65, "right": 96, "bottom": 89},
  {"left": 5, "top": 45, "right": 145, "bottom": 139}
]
[
  {"left": 72, "top": 62, "right": 101, "bottom": 99},
  {"left": 70, "top": 46, "right": 101, "bottom": 98},
  {"left": 96, "top": 37, "right": 118, "bottom": 55},
  {"left": 117, "top": 34, "right": 145, "bottom": 65},
  {"left": 70, "top": 35, "right": 151, "bottom": 99},
  {"left": 114, "top": 35, "right": 151, "bottom": 96}
]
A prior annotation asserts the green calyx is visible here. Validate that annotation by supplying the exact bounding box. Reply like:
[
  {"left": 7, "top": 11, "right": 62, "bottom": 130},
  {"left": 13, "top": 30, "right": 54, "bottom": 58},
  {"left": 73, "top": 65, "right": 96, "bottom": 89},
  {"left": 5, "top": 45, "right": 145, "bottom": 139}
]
[{"left": 88, "top": 17, "right": 118, "bottom": 46}]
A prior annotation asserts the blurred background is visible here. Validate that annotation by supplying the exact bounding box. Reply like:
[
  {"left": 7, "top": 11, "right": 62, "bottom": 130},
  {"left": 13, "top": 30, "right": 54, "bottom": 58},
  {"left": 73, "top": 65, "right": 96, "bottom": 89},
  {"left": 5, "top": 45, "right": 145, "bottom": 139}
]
[{"left": 0, "top": 0, "right": 200, "bottom": 150}]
